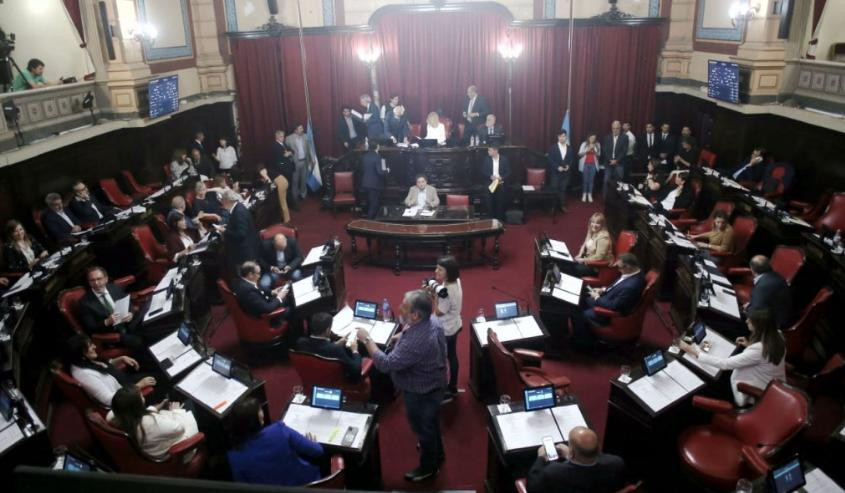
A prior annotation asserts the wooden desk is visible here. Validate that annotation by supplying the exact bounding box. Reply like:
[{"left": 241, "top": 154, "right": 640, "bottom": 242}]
[
  {"left": 346, "top": 219, "right": 504, "bottom": 274},
  {"left": 0, "top": 387, "right": 52, "bottom": 478},
  {"left": 376, "top": 205, "right": 475, "bottom": 223}
]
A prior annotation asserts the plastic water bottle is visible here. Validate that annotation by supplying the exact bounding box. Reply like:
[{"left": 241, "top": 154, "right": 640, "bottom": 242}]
[{"left": 382, "top": 298, "right": 391, "bottom": 322}]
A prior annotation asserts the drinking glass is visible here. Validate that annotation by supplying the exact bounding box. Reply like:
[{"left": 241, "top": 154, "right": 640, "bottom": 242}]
[
  {"left": 499, "top": 394, "right": 511, "bottom": 405},
  {"left": 735, "top": 478, "right": 752, "bottom": 493},
  {"left": 620, "top": 365, "right": 632, "bottom": 380}
]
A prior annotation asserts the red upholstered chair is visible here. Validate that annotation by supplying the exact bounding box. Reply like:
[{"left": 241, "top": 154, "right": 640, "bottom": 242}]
[
  {"left": 58, "top": 275, "right": 145, "bottom": 360},
  {"left": 289, "top": 351, "right": 373, "bottom": 402},
  {"left": 788, "top": 353, "right": 845, "bottom": 448},
  {"left": 456, "top": 122, "right": 467, "bottom": 142},
  {"left": 755, "top": 162, "right": 795, "bottom": 201},
  {"left": 184, "top": 190, "right": 195, "bottom": 209},
  {"left": 666, "top": 179, "right": 702, "bottom": 223},
  {"left": 677, "top": 380, "right": 810, "bottom": 491},
  {"left": 217, "top": 279, "right": 288, "bottom": 350},
  {"left": 712, "top": 216, "right": 757, "bottom": 272},
  {"left": 698, "top": 149, "right": 717, "bottom": 168},
  {"left": 31, "top": 209, "right": 47, "bottom": 241},
  {"left": 120, "top": 170, "right": 161, "bottom": 197},
  {"left": 442, "top": 117, "right": 453, "bottom": 139},
  {"left": 151, "top": 213, "right": 170, "bottom": 243},
  {"left": 487, "top": 330, "right": 570, "bottom": 401},
  {"left": 688, "top": 201, "right": 736, "bottom": 235},
  {"left": 525, "top": 168, "right": 546, "bottom": 188},
  {"left": 410, "top": 123, "right": 422, "bottom": 139},
  {"left": 582, "top": 231, "right": 637, "bottom": 288},
  {"left": 788, "top": 190, "right": 832, "bottom": 225},
  {"left": 783, "top": 287, "right": 833, "bottom": 365},
  {"left": 515, "top": 478, "right": 641, "bottom": 493},
  {"left": 306, "top": 455, "right": 346, "bottom": 489},
  {"left": 99, "top": 178, "right": 133, "bottom": 208},
  {"left": 446, "top": 194, "right": 470, "bottom": 206},
  {"left": 51, "top": 364, "right": 154, "bottom": 417},
  {"left": 85, "top": 409, "right": 207, "bottom": 477},
  {"left": 814, "top": 192, "right": 845, "bottom": 234},
  {"left": 332, "top": 171, "right": 356, "bottom": 214},
  {"left": 131, "top": 224, "right": 170, "bottom": 283},
  {"left": 727, "top": 245, "right": 804, "bottom": 306},
  {"left": 259, "top": 224, "right": 298, "bottom": 241},
  {"left": 590, "top": 270, "right": 659, "bottom": 345}
]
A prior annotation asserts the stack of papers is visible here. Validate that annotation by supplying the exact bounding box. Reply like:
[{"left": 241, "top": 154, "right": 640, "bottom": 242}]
[
  {"left": 176, "top": 360, "right": 248, "bottom": 414},
  {"left": 420, "top": 209, "right": 436, "bottom": 217},
  {"left": 680, "top": 329, "right": 737, "bottom": 377},
  {"left": 302, "top": 244, "right": 327, "bottom": 267},
  {"left": 292, "top": 277, "right": 322, "bottom": 306},
  {"left": 154, "top": 268, "right": 180, "bottom": 292},
  {"left": 521, "top": 185, "right": 536, "bottom": 191},
  {"left": 1, "top": 273, "right": 33, "bottom": 298},
  {"left": 627, "top": 360, "right": 704, "bottom": 413},
  {"left": 473, "top": 315, "right": 543, "bottom": 347},
  {"left": 402, "top": 207, "right": 420, "bottom": 217},
  {"left": 494, "top": 404, "right": 588, "bottom": 451},
  {"left": 545, "top": 273, "right": 582, "bottom": 306},
  {"left": 330, "top": 306, "right": 396, "bottom": 345},
  {"left": 144, "top": 291, "right": 174, "bottom": 322},
  {"left": 704, "top": 284, "right": 740, "bottom": 319},
  {"left": 149, "top": 331, "right": 203, "bottom": 377},
  {"left": 804, "top": 468, "right": 845, "bottom": 493},
  {"left": 283, "top": 403, "right": 370, "bottom": 450},
  {"left": 0, "top": 421, "right": 24, "bottom": 453}
]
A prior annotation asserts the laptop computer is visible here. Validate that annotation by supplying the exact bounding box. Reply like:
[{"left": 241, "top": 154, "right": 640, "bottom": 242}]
[
  {"left": 311, "top": 386, "right": 343, "bottom": 410},
  {"left": 494, "top": 301, "right": 519, "bottom": 320},
  {"left": 352, "top": 299, "right": 379, "bottom": 327}
]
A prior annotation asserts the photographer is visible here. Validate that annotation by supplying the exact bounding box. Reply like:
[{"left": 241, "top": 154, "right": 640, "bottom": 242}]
[
  {"left": 11, "top": 58, "right": 52, "bottom": 92},
  {"left": 426, "top": 255, "right": 463, "bottom": 403}
]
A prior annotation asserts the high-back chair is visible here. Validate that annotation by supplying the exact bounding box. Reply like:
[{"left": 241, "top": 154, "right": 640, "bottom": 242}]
[
  {"left": 331, "top": 171, "right": 356, "bottom": 214},
  {"left": 687, "top": 201, "right": 736, "bottom": 235},
  {"left": 814, "top": 192, "right": 845, "bottom": 234},
  {"left": 85, "top": 409, "right": 207, "bottom": 477},
  {"left": 51, "top": 367, "right": 109, "bottom": 417},
  {"left": 259, "top": 224, "right": 298, "bottom": 241},
  {"left": 698, "top": 149, "right": 717, "bottom": 168},
  {"left": 590, "top": 270, "right": 659, "bottom": 345},
  {"left": 131, "top": 224, "right": 170, "bottom": 282},
  {"left": 306, "top": 455, "right": 346, "bottom": 488},
  {"left": 120, "top": 170, "right": 161, "bottom": 197},
  {"left": 217, "top": 279, "right": 288, "bottom": 351},
  {"left": 487, "top": 330, "right": 570, "bottom": 401},
  {"left": 446, "top": 194, "right": 470, "bottom": 206},
  {"left": 99, "top": 178, "right": 134, "bottom": 208},
  {"left": 677, "top": 381, "right": 810, "bottom": 491},
  {"left": 712, "top": 216, "right": 757, "bottom": 272},
  {"left": 727, "top": 245, "right": 805, "bottom": 305},
  {"left": 289, "top": 350, "right": 373, "bottom": 402},
  {"left": 783, "top": 287, "right": 833, "bottom": 364},
  {"left": 757, "top": 162, "right": 794, "bottom": 201}
]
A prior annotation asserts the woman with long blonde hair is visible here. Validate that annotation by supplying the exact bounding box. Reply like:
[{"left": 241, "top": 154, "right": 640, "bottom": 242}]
[
  {"left": 571, "top": 212, "right": 613, "bottom": 277},
  {"left": 425, "top": 111, "right": 447, "bottom": 145}
]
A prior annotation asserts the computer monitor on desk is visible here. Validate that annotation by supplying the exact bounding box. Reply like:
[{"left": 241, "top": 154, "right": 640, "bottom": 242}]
[
  {"left": 311, "top": 386, "right": 343, "bottom": 410},
  {"left": 767, "top": 456, "right": 805, "bottom": 493},
  {"left": 212, "top": 353, "right": 233, "bottom": 378},
  {"left": 642, "top": 350, "right": 668, "bottom": 376},
  {"left": 495, "top": 301, "right": 519, "bottom": 320},
  {"left": 523, "top": 385, "right": 556, "bottom": 412},
  {"left": 418, "top": 138, "right": 439, "bottom": 148}
]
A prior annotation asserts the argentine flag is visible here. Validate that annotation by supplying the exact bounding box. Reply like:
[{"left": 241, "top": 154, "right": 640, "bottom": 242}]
[{"left": 306, "top": 121, "right": 322, "bottom": 191}]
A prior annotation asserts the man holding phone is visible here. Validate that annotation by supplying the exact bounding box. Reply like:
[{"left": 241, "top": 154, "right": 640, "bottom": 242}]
[{"left": 526, "top": 426, "right": 626, "bottom": 493}]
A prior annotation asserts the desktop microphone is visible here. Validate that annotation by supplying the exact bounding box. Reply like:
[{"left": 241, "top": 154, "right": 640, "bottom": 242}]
[{"left": 491, "top": 285, "right": 532, "bottom": 314}]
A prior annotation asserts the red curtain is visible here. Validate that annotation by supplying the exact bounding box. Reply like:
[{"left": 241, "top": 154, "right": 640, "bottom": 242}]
[
  {"left": 231, "top": 10, "right": 663, "bottom": 161},
  {"left": 63, "top": 0, "right": 85, "bottom": 42}
]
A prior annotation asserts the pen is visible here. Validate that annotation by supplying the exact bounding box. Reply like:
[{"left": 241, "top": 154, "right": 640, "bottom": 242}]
[{"left": 213, "top": 400, "right": 228, "bottom": 411}]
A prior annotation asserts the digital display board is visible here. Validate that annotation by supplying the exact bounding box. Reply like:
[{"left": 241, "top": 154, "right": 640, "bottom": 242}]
[
  {"left": 707, "top": 60, "right": 740, "bottom": 104},
  {"left": 149, "top": 74, "right": 179, "bottom": 118}
]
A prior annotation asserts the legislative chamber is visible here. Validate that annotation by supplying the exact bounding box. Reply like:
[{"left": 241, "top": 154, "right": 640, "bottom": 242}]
[{"left": 1, "top": 1, "right": 844, "bottom": 492}]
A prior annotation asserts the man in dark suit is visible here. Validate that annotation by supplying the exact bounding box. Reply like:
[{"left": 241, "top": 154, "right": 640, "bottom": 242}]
[
  {"left": 572, "top": 253, "right": 645, "bottom": 347},
  {"left": 295, "top": 312, "right": 362, "bottom": 382},
  {"left": 338, "top": 107, "right": 364, "bottom": 151},
  {"left": 187, "top": 130, "right": 207, "bottom": 159},
  {"left": 478, "top": 114, "right": 504, "bottom": 145},
  {"left": 483, "top": 145, "right": 511, "bottom": 221},
  {"left": 259, "top": 233, "right": 304, "bottom": 290},
  {"left": 729, "top": 147, "right": 767, "bottom": 186},
  {"left": 746, "top": 255, "right": 792, "bottom": 328},
  {"left": 78, "top": 265, "right": 143, "bottom": 350},
  {"left": 217, "top": 189, "right": 261, "bottom": 272},
  {"left": 384, "top": 105, "right": 410, "bottom": 145},
  {"left": 69, "top": 180, "right": 119, "bottom": 224},
  {"left": 233, "top": 261, "right": 290, "bottom": 324},
  {"left": 601, "top": 120, "right": 629, "bottom": 197},
  {"left": 462, "top": 85, "right": 490, "bottom": 145},
  {"left": 354, "top": 94, "right": 383, "bottom": 141},
  {"left": 527, "top": 426, "right": 626, "bottom": 493},
  {"left": 639, "top": 122, "right": 659, "bottom": 169},
  {"left": 43, "top": 192, "right": 82, "bottom": 244},
  {"left": 658, "top": 171, "right": 694, "bottom": 212},
  {"left": 547, "top": 130, "right": 575, "bottom": 213},
  {"left": 191, "top": 148, "right": 216, "bottom": 178},
  {"left": 656, "top": 122, "right": 677, "bottom": 163},
  {"left": 265, "top": 129, "right": 297, "bottom": 217},
  {"left": 361, "top": 141, "right": 388, "bottom": 219}
]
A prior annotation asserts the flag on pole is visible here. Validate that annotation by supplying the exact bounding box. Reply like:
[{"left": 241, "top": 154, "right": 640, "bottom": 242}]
[
  {"left": 306, "top": 121, "right": 322, "bottom": 191},
  {"left": 561, "top": 109, "right": 571, "bottom": 135}
]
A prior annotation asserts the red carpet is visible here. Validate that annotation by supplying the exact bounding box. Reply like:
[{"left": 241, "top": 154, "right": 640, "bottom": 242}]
[{"left": 49, "top": 196, "right": 676, "bottom": 491}]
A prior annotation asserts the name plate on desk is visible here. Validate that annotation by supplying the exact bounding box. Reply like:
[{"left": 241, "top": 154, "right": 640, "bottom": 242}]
[
  {"left": 283, "top": 403, "right": 371, "bottom": 451},
  {"left": 472, "top": 315, "right": 543, "bottom": 347},
  {"left": 175, "top": 359, "right": 249, "bottom": 415},
  {"left": 626, "top": 360, "right": 704, "bottom": 414}
]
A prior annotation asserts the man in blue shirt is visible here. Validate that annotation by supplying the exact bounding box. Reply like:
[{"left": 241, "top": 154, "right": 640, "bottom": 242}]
[{"left": 358, "top": 290, "right": 448, "bottom": 482}]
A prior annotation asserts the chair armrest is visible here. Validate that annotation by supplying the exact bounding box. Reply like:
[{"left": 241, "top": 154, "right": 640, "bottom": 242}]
[
  {"left": 330, "top": 454, "right": 345, "bottom": 474},
  {"left": 740, "top": 445, "right": 770, "bottom": 477},
  {"left": 737, "top": 382, "right": 764, "bottom": 398},
  {"left": 130, "top": 286, "right": 156, "bottom": 306},
  {"left": 593, "top": 306, "right": 621, "bottom": 318},
  {"left": 140, "top": 386, "right": 154, "bottom": 397},
  {"left": 692, "top": 395, "right": 733, "bottom": 413},
  {"left": 167, "top": 432, "right": 205, "bottom": 458},
  {"left": 670, "top": 218, "right": 697, "bottom": 227},
  {"left": 666, "top": 208, "right": 687, "bottom": 218},
  {"left": 727, "top": 267, "right": 752, "bottom": 277},
  {"left": 513, "top": 348, "right": 543, "bottom": 366},
  {"left": 261, "top": 307, "right": 286, "bottom": 319},
  {"left": 360, "top": 358, "right": 373, "bottom": 377},
  {"left": 114, "top": 275, "right": 137, "bottom": 287},
  {"left": 787, "top": 200, "right": 811, "bottom": 210},
  {"left": 92, "top": 333, "right": 122, "bottom": 345},
  {"left": 583, "top": 259, "right": 611, "bottom": 268},
  {"left": 710, "top": 251, "right": 731, "bottom": 259},
  {"left": 147, "top": 181, "right": 163, "bottom": 189},
  {"left": 515, "top": 478, "right": 527, "bottom": 493}
]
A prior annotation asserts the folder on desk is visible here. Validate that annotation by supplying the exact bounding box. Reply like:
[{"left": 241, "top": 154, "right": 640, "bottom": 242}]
[
  {"left": 292, "top": 277, "right": 322, "bottom": 307},
  {"left": 473, "top": 315, "right": 542, "bottom": 347},
  {"left": 176, "top": 359, "right": 248, "bottom": 414},
  {"left": 627, "top": 360, "right": 704, "bottom": 413},
  {"left": 283, "top": 403, "right": 370, "bottom": 450},
  {"left": 495, "top": 403, "right": 588, "bottom": 452},
  {"left": 150, "top": 330, "right": 203, "bottom": 377}
]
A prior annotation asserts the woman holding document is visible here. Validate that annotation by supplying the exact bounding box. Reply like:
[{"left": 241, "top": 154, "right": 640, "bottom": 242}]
[{"left": 679, "top": 309, "right": 785, "bottom": 406}]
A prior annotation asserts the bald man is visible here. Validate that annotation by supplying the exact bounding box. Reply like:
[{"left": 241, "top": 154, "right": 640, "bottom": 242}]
[
  {"left": 527, "top": 426, "right": 625, "bottom": 493},
  {"left": 746, "top": 255, "right": 791, "bottom": 328}
]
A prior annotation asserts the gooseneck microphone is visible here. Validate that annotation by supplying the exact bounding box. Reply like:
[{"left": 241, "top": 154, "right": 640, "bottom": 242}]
[{"left": 491, "top": 285, "right": 532, "bottom": 314}]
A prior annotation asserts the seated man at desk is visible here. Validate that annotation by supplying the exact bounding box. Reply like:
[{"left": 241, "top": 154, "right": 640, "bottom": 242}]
[
  {"left": 78, "top": 266, "right": 144, "bottom": 350},
  {"left": 259, "top": 232, "right": 304, "bottom": 290},
  {"left": 746, "top": 255, "right": 792, "bottom": 329},
  {"left": 657, "top": 171, "right": 693, "bottom": 213},
  {"left": 69, "top": 180, "right": 120, "bottom": 224},
  {"left": 571, "top": 253, "right": 644, "bottom": 348},
  {"left": 295, "top": 312, "right": 362, "bottom": 382},
  {"left": 478, "top": 114, "right": 504, "bottom": 145},
  {"left": 234, "top": 261, "right": 291, "bottom": 325},
  {"left": 168, "top": 195, "right": 219, "bottom": 233},
  {"left": 43, "top": 192, "right": 82, "bottom": 244},
  {"left": 730, "top": 147, "right": 767, "bottom": 186},
  {"left": 403, "top": 175, "right": 440, "bottom": 210},
  {"left": 527, "top": 426, "right": 626, "bottom": 493}
]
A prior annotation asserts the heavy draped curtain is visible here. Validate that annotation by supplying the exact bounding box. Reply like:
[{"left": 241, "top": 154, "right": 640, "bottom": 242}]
[{"left": 231, "top": 9, "right": 663, "bottom": 163}]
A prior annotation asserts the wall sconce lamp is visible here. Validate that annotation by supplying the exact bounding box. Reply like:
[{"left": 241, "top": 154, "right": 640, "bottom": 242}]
[{"left": 128, "top": 23, "right": 158, "bottom": 44}]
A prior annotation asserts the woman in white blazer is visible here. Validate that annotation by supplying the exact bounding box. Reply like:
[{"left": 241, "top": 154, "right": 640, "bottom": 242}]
[
  {"left": 425, "top": 112, "right": 447, "bottom": 145},
  {"left": 680, "top": 309, "right": 786, "bottom": 407},
  {"left": 577, "top": 134, "right": 601, "bottom": 202},
  {"left": 108, "top": 386, "right": 200, "bottom": 461}
]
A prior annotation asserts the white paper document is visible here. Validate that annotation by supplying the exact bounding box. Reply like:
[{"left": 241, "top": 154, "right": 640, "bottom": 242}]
[
  {"left": 496, "top": 409, "right": 562, "bottom": 451},
  {"left": 2, "top": 273, "right": 33, "bottom": 298},
  {"left": 144, "top": 291, "right": 173, "bottom": 322},
  {"left": 150, "top": 331, "right": 202, "bottom": 377},
  {"left": 521, "top": 185, "right": 536, "bottom": 191},
  {"left": 292, "top": 277, "right": 322, "bottom": 306},
  {"left": 283, "top": 404, "right": 370, "bottom": 450},
  {"left": 804, "top": 468, "right": 845, "bottom": 493},
  {"left": 420, "top": 209, "right": 436, "bottom": 217},
  {"left": 113, "top": 295, "right": 131, "bottom": 318},
  {"left": 0, "top": 422, "right": 24, "bottom": 453},
  {"left": 681, "top": 329, "right": 736, "bottom": 377},
  {"left": 302, "top": 245, "right": 326, "bottom": 266},
  {"left": 628, "top": 360, "right": 703, "bottom": 413},
  {"left": 473, "top": 315, "right": 542, "bottom": 347},
  {"left": 331, "top": 306, "right": 356, "bottom": 337},
  {"left": 662, "top": 360, "right": 705, "bottom": 392},
  {"left": 708, "top": 284, "right": 740, "bottom": 319},
  {"left": 368, "top": 320, "right": 397, "bottom": 345},
  {"left": 550, "top": 404, "right": 588, "bottom": 439},
  {"left": 548, "top": 239, "right": 570, "bottom": 256},
  {"left": 176, "top": 360, "right": 248, "bottom": 414},
  {"left": 154, "top": 268, "right": 180, "bottom": 292},
  {"left": 403, "top": 207, "right": 420, "bottom": 217}
]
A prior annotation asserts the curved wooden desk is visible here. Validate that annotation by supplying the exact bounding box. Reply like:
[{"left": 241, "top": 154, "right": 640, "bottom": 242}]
[{"left": 346, "top": 219, "right": 505, "bottom": 274}]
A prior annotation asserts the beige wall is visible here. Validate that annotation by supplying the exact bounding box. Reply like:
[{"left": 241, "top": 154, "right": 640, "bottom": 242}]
[
  {"left": 228, "top": 0, "right": 323, "bottom": 29},
  {"left": 815, "top": 1, "right": 845, "bottom": 61},
  {"left": 553, "top": 0, "right": 654, "bottom": 18},
  {"left": 0, "top": 0, "right": 95, "bottom": 85},
  {"left": 143, "top": 0, "right": 188, "bottom": 48}
]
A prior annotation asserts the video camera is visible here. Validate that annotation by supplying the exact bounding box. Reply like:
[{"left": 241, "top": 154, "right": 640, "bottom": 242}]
[
  {"left": 0, "top": 29, "right": 14, "bottom": 58},
  {"left": 422, "top": 278, "right": 448, "bottom": 298}
]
